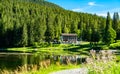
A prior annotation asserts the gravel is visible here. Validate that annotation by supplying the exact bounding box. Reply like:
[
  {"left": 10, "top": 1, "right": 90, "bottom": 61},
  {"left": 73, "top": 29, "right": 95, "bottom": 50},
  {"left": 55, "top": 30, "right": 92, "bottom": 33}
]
[{"left": 50, "top": 68, "right": 88, "bottom": 74}]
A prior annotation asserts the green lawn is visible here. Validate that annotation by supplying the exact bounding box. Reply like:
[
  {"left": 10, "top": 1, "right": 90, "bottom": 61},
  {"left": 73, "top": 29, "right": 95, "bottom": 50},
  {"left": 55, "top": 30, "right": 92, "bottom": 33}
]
[
  {"left": 7, "top": 42, "right": 91, "bottom": 56},
  {"left": 6, "top": 41, "right": 120, "bottom": 57}
]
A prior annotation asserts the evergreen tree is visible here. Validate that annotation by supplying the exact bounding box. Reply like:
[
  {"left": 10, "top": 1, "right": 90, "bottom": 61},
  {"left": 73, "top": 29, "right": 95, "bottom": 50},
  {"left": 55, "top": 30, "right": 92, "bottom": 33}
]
[
  {"left": 20, "top": 24, "right": 28, "bottom": 47},
  {"left": 45, "top": 12, "right": 55, "bottom": 43},
  {"left": 103, "top": 12, "right": 116, "bottom": 45},
  {"left": 113, "top": 12, "right": 120, "bottom": 40},
  {"left": 54, "top": 15, "right": 62, "bottom": 40},
  {"left": 91, "top": 20, "right": 101, "bottom": 43}
]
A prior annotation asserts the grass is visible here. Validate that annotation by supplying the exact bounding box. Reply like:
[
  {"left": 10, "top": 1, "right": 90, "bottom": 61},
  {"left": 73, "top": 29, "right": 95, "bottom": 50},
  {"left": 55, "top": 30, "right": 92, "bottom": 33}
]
[
  {"left": 87, "top": 61, "right": 120, "bottom": 74},
  {"left": 0, "top": 64, "right": 80, "bottom": 74},
  {"left": 6, "top": 41, "right": 120, "bottom": 56},
  {"left": 28, "top": 64, "right": 80, "bottom": 74},
  {"left": 7, "top": 42, "right": 91, "bottom": 56},
  {"left": 109, "top": 42, "right": 120, "bottom": 49},
  {"left": 85, "top": 49, "right": 120, "bottom": 74}
]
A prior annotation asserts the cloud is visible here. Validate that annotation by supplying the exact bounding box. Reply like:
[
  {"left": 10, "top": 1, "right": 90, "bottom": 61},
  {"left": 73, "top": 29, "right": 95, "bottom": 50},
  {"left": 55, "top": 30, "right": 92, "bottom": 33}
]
[
  {"left": 72, "top": 8, "right": 120, "bottom": 17},
  {"left": 72, "top": 3, "right": 120, "bottom": 17},
  {"left": 88, "top": 2, "right": 104, "bottom": 7},
  {"left": 88, "top": 2, "right": 96, "bottom": 6},
  {"left": 72, "top": 8, "right": 82, "bottom": 12},
  {"left": 96, "top": 8, "right": 120, "bottom": 14},
  {"left": 97, "top": 13, "right": 117, "bottom": 17},
  {"left": 96, "top": 8, "right": 120, "bottom": 17},
  {"left": 96, "top": 13, "right": 107, "bottom": 17},
  {"left": 72, "top": 2, "right": 104, "bottom": 12},
  {"left": 72, "top": 6, "right": 93, "bottom": 12},
  {"left": 109, "top": 8, "right": 120, "bottom": 12}
]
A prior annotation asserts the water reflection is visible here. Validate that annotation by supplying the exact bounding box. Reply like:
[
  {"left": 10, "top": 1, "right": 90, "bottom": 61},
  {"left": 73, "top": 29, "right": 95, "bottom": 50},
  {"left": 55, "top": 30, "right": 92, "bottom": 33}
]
[{"left": 0, "top": 52, "right": 86, "bottom": 70}]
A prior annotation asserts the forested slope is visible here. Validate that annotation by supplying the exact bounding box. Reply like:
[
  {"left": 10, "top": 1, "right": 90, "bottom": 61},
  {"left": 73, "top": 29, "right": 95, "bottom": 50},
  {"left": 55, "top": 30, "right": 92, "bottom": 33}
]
[{"left": 0, "top": 0, "right": 119, "bottom": 47}]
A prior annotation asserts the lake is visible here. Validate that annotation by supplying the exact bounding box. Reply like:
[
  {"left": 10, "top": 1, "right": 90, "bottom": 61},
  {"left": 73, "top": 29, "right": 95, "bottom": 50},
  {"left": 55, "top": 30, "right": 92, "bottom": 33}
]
[{"left": 0, "top": 52, "right": 86, "bottom": 71}]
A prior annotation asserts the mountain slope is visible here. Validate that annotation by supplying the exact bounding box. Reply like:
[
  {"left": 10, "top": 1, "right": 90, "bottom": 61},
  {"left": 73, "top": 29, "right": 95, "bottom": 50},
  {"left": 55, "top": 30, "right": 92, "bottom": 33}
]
[
  {"left": 15, "top": 0, "right": 64, "bottom": 9},
  {"left": 0, "top": 0, "right": 106, "bottom": 47}
]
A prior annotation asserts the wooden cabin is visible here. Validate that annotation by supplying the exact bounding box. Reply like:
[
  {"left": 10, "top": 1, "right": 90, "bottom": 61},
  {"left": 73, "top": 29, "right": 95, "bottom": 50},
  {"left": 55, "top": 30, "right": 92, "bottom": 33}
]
[{"left": 61, "top": 33, "right": 77, "bottom": 44}]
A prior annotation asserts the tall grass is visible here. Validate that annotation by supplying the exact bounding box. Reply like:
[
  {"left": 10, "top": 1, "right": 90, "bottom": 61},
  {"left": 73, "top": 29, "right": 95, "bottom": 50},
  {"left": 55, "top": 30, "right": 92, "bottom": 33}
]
[
  {"left": 0, "top": 64, "right": 80, "bottom": 74},
  {"left": 86, "top": 50, "right": 120, "bottom": 74}
]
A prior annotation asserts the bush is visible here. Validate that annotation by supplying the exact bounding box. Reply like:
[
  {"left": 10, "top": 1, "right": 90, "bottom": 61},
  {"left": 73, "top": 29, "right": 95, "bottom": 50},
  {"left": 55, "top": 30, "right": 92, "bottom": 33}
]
[
  {"left": 91, "top": 46, "right": 103, "bottom": 50},
  {"left": 52, "top": 44, "right": 60, "bottom": 47},
  {"left": 101, "top": 45, "right": 109, "bottom": 50},
  {"left": 116, "top": 40, "right": 120, "bottom": 42},
  {"left": 39, "top": 42, "right": 49, "bottom": 47},
  {"left": 91, "top": 46, "right": 109, "bottom": 51},
  {"left": 33, "top": 42, "right": 39, "bottom": 48},
  {"left": 109, "top": 42, "right": 120, "bottom": 49},
  {"left": 49, "top": 42, "right": 53, "bottom": 47},
  {"left": 33, "top": 42, "right": 50, "bottom": 48}
]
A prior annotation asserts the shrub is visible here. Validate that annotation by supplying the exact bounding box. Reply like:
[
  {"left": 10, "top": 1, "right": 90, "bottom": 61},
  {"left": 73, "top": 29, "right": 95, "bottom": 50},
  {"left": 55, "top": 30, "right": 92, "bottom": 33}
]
[
  {"left": 49, "top": 42, "right": 53, "bottom": 47},
  {"left": 116, "top": 40, "right": 120, "bottom": 42},
  {"left": 33, "top": 42, "right": 50, "bottom": 48},
  {"left": 39, "top": 42, "right": 48, "bottom": 47},
  {"left": 109, "top": 42, "right": 120, "bottom": 49},
  {"left": 52, "top": 44, "right": 60, "bottom": 47},
  {"left": 91, "top": 46, "right": 103, "bottom": 50},
  {"left": 33, "top": 42, "right": 39, "bottom": 48}
]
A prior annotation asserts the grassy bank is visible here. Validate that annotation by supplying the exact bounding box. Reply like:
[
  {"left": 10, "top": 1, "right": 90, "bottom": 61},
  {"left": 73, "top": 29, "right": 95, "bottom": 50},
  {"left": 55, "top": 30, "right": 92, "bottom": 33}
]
[
  {"left": 29, "top": 64, "right": 80, "bottom": 74},
  {"left": 0, "top": 64, "right": 80, "bottom": 74},
  {"left": 6, "top": 41, "right": 120, "bottom": 56},
  {"left": 7, "top": 42, "right": 91, "bottom": 56}
]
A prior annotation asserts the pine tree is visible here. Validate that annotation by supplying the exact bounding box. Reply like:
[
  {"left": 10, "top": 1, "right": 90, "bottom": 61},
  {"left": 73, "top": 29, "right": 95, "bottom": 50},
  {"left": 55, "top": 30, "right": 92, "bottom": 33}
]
[
  {"left": 103, "top": 12, "right": 116, "bottom": 45},
  {"left": 113, "top": 12, "right": 120, "bottom": 40},
  {"left": 45, "top": 12, "right": 55, "bottom": 43},
  {"left": 91, "top": 20, "right": 101, "bottom": 43},
  {"left": 20, "top": 24, "right": 28, "bottom": 47}
]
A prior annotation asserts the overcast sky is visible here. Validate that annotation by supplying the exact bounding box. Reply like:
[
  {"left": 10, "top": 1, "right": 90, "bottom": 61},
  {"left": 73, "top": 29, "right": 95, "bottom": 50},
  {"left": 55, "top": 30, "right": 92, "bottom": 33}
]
[{"left": 47, "top": 0, "right": 120, "bottom": 17}]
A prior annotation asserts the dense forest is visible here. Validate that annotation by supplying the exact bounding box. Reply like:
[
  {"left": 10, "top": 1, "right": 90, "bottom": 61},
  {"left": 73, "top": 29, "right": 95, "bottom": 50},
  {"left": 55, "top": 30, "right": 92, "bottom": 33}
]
[{"left": 0, "top": 0, "right": 120, "bottom": 47}]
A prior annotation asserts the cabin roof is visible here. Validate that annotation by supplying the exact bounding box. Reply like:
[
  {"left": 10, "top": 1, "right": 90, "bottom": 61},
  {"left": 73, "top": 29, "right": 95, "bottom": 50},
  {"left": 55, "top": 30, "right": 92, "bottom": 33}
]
[{"left": 61, "top": 33, "right": 77, "bottom": 36}]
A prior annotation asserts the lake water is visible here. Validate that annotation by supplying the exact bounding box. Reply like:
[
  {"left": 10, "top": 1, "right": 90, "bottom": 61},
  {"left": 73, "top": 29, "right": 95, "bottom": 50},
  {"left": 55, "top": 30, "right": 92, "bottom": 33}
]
[{"left": 0, "top": 52, "right": 86, "bottom": 70}]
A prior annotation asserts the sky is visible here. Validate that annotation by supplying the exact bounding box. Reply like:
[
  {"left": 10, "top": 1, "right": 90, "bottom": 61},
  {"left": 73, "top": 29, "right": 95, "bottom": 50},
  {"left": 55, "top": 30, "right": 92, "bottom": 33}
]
[{"left": 47, "top": 0, "right": 120, "bottom": 17}]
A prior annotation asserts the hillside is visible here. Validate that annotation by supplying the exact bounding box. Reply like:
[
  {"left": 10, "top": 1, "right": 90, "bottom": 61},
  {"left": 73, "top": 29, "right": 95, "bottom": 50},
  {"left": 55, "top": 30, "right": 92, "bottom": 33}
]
[
  {"left": 16, "top": 0, "right": 64, "bottom": 9},
  {"left": 0, "top": 0, "right": 107, "bottom": 47}
]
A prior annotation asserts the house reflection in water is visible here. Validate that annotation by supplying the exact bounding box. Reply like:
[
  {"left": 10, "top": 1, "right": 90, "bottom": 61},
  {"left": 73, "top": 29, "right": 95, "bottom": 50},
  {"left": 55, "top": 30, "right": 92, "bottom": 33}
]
[{"left": 61, "top": 33, "right": 77, "bottom": 44}]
